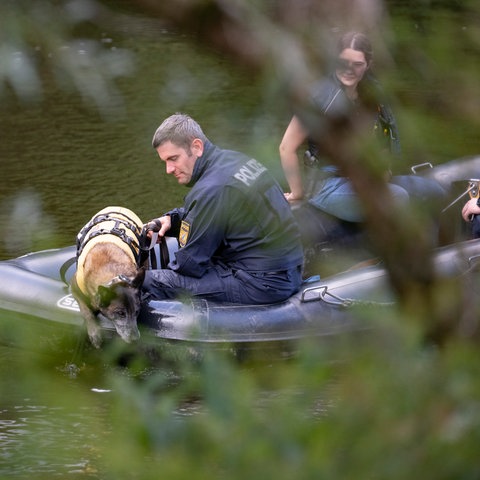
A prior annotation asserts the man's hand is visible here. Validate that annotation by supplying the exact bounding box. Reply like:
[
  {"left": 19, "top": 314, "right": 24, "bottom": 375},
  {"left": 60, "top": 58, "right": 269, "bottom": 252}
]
[
  {"left": 144, "top": 215, "right": 171, "bottom": 241},
  {"left": 462, "top": 198, "right": 480, "bottom": 222}
]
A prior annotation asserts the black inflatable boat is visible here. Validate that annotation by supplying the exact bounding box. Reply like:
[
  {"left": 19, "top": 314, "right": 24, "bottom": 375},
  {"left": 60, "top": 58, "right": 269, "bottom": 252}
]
[
  {"left": 2, "top": 154, "right": 480, "bottom": 346},
  {"left": 0, "top": 239, "right": 479, "bottom": 345}
]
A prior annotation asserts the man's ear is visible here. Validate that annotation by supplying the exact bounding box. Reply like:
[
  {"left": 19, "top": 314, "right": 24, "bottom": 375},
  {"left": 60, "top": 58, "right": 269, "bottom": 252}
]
[{"left": 191, "top": 138, "right": 204, "bottom": 157}]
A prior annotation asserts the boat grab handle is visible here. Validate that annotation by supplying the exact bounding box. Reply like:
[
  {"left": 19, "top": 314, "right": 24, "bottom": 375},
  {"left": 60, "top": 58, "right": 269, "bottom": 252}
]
[
  {"left": 468, "top": 254, "right": 480, "bottom": 270},
  {"left": 301, "top": 285, "right": 395, "bottom": 308},
  {"left": 411, "top": 162, "right": 433, "bottom": 174},
  {"left": 301, "top": 285, "right": 354, "bottom": 307}
]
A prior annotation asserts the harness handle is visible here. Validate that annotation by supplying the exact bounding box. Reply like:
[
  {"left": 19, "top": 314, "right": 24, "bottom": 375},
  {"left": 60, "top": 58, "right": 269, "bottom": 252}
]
[
  {"left": 139, "top": 223, "right": 171, "bottom": 270},
  {"left": 60, "top": 256, "right": 77, "bottom": 287}
]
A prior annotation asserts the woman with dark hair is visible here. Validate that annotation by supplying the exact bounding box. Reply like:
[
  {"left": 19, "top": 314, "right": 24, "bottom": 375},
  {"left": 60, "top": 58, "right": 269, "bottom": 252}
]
[{"left": 279, "top": 31, "right": 445, "bottom": 244}]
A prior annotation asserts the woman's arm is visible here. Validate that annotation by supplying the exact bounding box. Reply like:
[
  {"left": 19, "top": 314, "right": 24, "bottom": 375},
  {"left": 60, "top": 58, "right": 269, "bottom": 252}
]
[{"left": 279, "top": 115, "right": 308, "bottom": 202}]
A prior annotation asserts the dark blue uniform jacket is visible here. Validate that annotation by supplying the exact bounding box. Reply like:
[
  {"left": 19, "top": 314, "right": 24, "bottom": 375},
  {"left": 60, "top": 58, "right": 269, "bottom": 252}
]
[{"left": 165, "top": 141, "right": 303, "bottom": 278}]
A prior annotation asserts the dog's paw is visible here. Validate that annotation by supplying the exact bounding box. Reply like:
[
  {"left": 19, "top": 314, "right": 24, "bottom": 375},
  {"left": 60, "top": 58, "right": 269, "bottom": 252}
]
[{"left": 87, "top": 326, "right": 103, "bottom": 349}]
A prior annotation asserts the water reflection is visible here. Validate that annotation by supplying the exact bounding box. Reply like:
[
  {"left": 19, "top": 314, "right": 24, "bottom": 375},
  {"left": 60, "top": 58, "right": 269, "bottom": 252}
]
[
  {"left": 0, "top": 343, "right": 200, "bottom": 478},
  {"left": 0, "top": 16, "right": 286, "bottom": 261},
  {"left": 0, "top": 344, "right": 105, "bottom": 477},
  {"left": 0, "top": 401, "right": 105, "bottom": 477},
  {"left": 0, "top": 190, "right": 58, "bottom": 258}
]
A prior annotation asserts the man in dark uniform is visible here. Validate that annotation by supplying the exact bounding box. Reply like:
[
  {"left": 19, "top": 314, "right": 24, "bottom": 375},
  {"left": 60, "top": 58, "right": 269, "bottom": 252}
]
[
  {"left": 462, "top": 197, "right": 480, "bottom": 238},
  {"left": 142, "top": 113, "right": 304, "bottom": 304}
]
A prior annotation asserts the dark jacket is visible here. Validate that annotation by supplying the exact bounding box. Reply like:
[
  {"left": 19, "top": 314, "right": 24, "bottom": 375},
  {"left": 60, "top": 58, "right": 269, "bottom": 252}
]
[
  {"left": 303, "top": 72, "right": 400, "bottom": 173},
  {"left": 165, "top": 141, "right": 304, "bottom": 278}
]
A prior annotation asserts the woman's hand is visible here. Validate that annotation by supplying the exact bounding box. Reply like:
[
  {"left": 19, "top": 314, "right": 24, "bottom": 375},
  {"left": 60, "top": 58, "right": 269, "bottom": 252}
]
[
  {"left": 284, "top": 192, "right": 304, "bottom": 204},
  {"left": 279, "top": 115, "right": 308, "bottom": 203}
]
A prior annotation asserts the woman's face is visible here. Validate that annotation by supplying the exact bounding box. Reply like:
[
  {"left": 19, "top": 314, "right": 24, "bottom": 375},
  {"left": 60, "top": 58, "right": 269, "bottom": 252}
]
[{"left": 335, "top": 48, "right": 369, "bottom": 90}]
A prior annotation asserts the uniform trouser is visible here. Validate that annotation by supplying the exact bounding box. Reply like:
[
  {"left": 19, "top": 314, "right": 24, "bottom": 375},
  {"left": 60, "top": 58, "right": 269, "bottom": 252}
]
[
  {"left": 142, "top": 264, "right": 303, "bottom": 304},
  {"left": 472, "top": 215, "right": 480, "bottom": 239}
]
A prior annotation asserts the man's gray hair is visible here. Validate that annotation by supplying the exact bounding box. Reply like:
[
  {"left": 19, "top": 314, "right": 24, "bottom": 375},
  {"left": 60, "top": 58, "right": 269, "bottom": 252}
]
[{"left": 152, "top": 113, "right": 208, "bottom": 151}]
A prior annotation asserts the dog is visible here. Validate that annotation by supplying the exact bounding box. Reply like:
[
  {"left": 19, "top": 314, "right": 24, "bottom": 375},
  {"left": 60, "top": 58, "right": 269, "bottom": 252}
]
[{"left": 71, "top": 206, "right": 147, "bottom": 348}]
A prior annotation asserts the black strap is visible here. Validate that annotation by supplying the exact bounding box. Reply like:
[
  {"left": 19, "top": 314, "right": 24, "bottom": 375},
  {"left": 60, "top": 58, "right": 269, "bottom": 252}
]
[
  {"left": 159, "top": 236, "right": 170, "bottom": 269},
  {"left": 140, "top": 236, "right": 170, "bottom": 270},
  {"left": 60, "top": 256, "right": 77, "bottom": 286},
  {"left": 139, "top": 222, "right": 170, "bottom": 270}
]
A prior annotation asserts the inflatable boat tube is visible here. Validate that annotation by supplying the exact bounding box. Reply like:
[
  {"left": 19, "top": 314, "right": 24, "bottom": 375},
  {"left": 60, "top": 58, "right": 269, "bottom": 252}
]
[
  {"left": 1, "top": 239, "right": 479, "bottom": 344},
  {"left": 422, "top": 155, "right": 480, "bottom": 189}
]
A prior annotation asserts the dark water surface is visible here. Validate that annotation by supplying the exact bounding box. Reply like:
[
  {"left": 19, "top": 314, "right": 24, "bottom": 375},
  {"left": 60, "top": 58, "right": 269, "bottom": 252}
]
[
  {"left": 0, "top": 341, "right": 203, "bottom": 478},
  {"left": 0, "top": 15, "right": 282, "bottom": 477},
  {"left": 0, "top": 18, "right": 287, "bottom": 261},
  {"left": 1, "top": 3, "right": 480, "bottom": 478}
]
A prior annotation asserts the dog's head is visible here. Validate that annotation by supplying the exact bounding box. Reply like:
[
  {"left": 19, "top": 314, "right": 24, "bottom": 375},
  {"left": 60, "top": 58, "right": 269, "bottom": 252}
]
[{"left": 95, "top": 268, "right": 145, "bottom": 343}]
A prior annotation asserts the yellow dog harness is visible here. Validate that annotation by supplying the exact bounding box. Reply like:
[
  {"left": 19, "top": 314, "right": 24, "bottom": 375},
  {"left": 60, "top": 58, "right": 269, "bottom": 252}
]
[{"left": 75, "top": 206, "right": 144, "bottom": 295}]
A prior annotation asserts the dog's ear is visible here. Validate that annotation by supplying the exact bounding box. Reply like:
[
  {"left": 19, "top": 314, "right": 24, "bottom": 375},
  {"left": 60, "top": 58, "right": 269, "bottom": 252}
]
[
  {"left": 132, "top": 267, "right": 146, "bottom": 289},
  {"left": 105, "top": 275, "right": 130, "bottom": 288}
]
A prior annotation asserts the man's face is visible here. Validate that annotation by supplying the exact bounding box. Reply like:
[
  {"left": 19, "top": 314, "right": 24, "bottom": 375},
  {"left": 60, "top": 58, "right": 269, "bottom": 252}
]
[{"left": 155, "top": 139, "right": 203, "bottom": 185}]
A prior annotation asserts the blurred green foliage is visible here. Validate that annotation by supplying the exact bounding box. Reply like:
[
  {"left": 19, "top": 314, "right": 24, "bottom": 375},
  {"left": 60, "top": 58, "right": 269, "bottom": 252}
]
[
  {"left": 1, "top": 0, "right": 480, "bottom": 478},
  {"left": 385, "top": 0, "right": 480, "bottom": 163},
  {"left": 5, "top": 317, "right": 480, "bottom": 479}
]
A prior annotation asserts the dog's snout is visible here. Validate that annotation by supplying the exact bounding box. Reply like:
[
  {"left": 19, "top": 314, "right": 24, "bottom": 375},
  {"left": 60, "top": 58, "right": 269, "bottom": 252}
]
[{"left": 115, "top": 321, "right": 141, "bottom": 343}]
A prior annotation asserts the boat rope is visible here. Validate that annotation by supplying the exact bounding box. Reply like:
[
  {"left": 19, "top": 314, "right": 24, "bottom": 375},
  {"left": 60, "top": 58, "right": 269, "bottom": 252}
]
[{"left": 300, "top": 285, "right": 394, "bottom": 308}]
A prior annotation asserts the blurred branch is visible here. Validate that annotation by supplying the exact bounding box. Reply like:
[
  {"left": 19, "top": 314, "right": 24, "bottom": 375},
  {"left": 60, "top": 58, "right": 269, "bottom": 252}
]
[
  {"left": 0, "top": 0, "right": 137, "bottom": 113},
  {"left": 134, "top": 0, "right": 390, "bottom": 98}
]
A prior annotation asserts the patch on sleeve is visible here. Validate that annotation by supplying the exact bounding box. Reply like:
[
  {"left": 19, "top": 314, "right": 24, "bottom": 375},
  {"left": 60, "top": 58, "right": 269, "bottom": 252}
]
[{"left": 179, "top": 220, "right": 190, "bottom": 247}]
